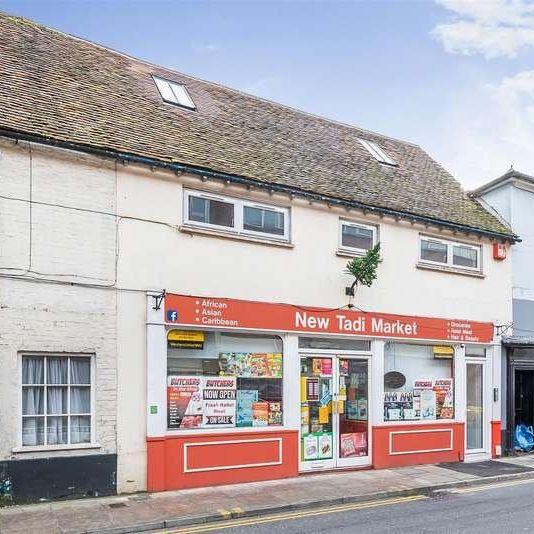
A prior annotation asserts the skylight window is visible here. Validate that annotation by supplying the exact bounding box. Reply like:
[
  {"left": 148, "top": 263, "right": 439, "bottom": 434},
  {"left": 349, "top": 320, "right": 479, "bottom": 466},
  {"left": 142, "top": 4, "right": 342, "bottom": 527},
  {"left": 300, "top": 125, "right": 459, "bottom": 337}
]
[
  {"left": 358, "top": 139, "right": 397, "bottom": 166},
  {"left": 153, "top": 76, "right": 196, "bottom": 110}
]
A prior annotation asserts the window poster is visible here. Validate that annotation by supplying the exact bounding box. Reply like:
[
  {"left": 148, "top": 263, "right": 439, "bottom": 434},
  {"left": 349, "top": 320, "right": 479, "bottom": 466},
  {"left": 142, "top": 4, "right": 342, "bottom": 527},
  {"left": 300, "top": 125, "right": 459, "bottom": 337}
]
[
  {"left": 302, "top": 433, "right": 318, "bottom": 461},
  {"left": 167, "top": 375, "right": 203, "bottom": 429},
  {"left": 302, "top": 432, "right": 333, "bottom": 461},
  {"left": 434, "top": 378, "right": 454, "bottom": 419},
  {"left": 340, "top": 432, "right": 367, "bottom": 458},
  {"left": 219, "top": 352, "right": 282, "bottom": 378},
  {"left": 236, "top": 389, "right": 258, "bottom": 427},
  {"left": 306, "top": 378, "right": 320, "bottom": 401},
  {"left": 252, "top": 401, "right": 269, "bottom": 426},
  {"left": 420, "top": 389, "right": 437, "bottom": 420},
  {"left": 202, "top": 377, "right": 236, "bottom": 427}
]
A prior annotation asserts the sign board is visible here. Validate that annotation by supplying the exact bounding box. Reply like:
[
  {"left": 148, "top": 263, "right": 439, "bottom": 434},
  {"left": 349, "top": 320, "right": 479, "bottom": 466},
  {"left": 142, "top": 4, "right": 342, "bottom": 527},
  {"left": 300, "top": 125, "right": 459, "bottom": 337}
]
[
  {"left": 167, "top": 330, "right": 205, "bottom": 349},
  {"left": 433, "top": 345, "right": 454, "bottom": 359},
  {"left": 165, "top": 294, "right": 494, "bottom": 343}
]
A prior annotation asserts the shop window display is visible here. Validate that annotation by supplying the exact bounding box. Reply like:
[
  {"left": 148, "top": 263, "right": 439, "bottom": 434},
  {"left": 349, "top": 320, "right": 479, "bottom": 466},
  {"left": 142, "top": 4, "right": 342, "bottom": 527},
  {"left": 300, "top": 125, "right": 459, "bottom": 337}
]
[
  {"left": 383, "top": 343, "right": 454, "bottom": 422},
  {"left": 167, "top": 331, "right": 283, "bottom": 430}
]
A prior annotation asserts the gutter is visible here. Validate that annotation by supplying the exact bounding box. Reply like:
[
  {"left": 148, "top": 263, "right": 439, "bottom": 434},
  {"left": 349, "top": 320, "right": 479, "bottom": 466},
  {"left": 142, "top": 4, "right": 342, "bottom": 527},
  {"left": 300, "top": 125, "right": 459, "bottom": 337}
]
[{"left": 0, "top": 127, "right": 520, "bottom": 243}]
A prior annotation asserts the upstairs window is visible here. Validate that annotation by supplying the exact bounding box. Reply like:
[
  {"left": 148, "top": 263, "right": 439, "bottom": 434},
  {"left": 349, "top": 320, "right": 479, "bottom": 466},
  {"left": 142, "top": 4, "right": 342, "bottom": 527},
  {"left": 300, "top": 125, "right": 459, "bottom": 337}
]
[
  {"left": 184, "top": 190, "right": 289, "bottom": 241},
  {"left": 419, "top": 236, "right": 481, "bottom": 271},
  {"left": 339, "top": 220, "right": 377, "bottom": 253},
  {"left": 358, "top": 139, "right": 397, "bottom": 166},
  {"left": 153, "top": 76, "right": 196, "bottom": 109}
]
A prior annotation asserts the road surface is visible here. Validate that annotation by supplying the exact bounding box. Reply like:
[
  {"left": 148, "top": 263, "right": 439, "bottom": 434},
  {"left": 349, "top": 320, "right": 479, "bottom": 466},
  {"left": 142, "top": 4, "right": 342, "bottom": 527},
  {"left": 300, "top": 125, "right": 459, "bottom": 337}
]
[{"left": 161, "top": 477, "right": 534, "bottom": 533}]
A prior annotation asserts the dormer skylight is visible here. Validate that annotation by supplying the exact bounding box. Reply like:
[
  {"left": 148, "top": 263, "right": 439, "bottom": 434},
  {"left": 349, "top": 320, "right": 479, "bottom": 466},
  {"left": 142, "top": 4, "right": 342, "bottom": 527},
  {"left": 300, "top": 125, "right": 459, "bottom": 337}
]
[
  {"left": 153, "top": 76, "right": 196, "bottom": 110},
  {"left": 358, "top": 138, "right": 397, "bottom": 166}
]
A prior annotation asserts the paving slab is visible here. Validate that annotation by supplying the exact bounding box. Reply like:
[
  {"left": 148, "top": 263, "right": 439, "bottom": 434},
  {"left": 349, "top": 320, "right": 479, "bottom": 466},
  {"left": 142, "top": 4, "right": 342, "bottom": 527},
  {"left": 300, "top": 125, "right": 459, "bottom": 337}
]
[{"left": 2, "top": 460, "right": 534, "bottom": 534}]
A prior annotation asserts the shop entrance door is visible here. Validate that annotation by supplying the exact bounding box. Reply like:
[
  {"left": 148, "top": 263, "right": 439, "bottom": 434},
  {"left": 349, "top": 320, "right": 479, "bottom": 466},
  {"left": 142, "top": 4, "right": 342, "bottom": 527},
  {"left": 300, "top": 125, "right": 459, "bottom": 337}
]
[
  {"left": 465, "top": 358, "right": 490, "bottom": 460},
  {"left": 299, "top": 354, "right": 370, "bottom": 471}
]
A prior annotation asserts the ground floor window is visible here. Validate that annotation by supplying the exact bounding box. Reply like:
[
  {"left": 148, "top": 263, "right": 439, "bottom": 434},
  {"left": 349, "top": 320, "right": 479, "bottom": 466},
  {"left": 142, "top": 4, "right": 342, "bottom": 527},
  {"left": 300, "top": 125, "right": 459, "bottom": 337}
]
[
  {"left": 383, "top": 343, "right": 454, "bottom": 421},
  {"left": 167, "top": 330, "right": 283, "bottom": 430},
  {"left": 21, "top": 354, "right": 92, "bottom": 446}
]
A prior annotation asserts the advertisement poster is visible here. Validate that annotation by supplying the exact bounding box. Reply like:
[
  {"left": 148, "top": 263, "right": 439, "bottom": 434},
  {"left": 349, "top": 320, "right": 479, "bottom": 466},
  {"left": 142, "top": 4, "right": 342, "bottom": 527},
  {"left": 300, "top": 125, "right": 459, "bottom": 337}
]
[
  {"left": 346, "top": 400, "right": 359, "bottom": 421},
  {"left": 202, "top": 377, "right": 236, "bottom": 427},
  {"left": 219, "top": 352, "right": 282, "bottom": 378},
  {"left": 420, "top": 389, "right": 437, "bottom": 420},
  {"left": 167, "top": 375, "right": 203, "bottom": 429},
  {"left": 434, "top": 378, "right": 454, "bottom": 419},
  {"left": 236, "top": 390, "right": 258, "bottom": 427},
  {"left": 268, "top": 402, "right": 282, "bottom": 425},
  {"left": 340, "top": 432, "right": 367, "bottom": 458},
  {"left": 252, "top": 401, "right": 269, "bottom": 426},
  {"left": 306, "top": 378, "right": 319, "bottom": 401},
  {"left": 318, "top": 432, "right": 333, "bottom": 459},
  {"left": 358, "top": 399, "right": 368, "bottom": 420},
  {"left": 302, "top": 434, "right": 318, "bottom": 461}
]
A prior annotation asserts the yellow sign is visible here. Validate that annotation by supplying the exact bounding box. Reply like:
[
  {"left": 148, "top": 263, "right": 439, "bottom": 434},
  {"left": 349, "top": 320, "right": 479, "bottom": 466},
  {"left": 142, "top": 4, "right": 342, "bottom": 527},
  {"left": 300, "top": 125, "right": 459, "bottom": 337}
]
[
  {"left": 168, "top": 330, "right": 205, "bottom": 349},
  {"left": 433, "top": 345, "right": 454, "bottom": 359}
]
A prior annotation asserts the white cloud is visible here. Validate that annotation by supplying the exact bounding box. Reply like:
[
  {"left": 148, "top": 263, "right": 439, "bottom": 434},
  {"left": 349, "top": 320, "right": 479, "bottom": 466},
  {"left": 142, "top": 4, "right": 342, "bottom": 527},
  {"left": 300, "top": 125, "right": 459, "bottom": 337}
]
[
  {"left": 433, "top": 69, "right": 534, "bottom": 188},
  {"left": 433, "top": 0, "right": 534, "bottom": 58}
]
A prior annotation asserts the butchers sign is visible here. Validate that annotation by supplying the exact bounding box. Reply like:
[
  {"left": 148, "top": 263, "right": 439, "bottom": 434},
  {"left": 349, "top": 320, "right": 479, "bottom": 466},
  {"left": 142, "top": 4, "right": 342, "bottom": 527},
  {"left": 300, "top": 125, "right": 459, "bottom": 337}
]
[{"left": 164, "top": 294, "right": 494, "bottom": 343}]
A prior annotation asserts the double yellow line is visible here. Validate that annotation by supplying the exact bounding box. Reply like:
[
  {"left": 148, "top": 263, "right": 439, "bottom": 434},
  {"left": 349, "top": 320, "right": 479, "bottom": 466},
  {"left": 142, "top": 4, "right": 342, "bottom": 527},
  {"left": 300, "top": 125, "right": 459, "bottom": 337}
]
[
  {"left": 448, "top": 477, "right": 534, "bottom": 494},
  {"left": 164, "top": 494, "right": 427, "bottom": 533}
]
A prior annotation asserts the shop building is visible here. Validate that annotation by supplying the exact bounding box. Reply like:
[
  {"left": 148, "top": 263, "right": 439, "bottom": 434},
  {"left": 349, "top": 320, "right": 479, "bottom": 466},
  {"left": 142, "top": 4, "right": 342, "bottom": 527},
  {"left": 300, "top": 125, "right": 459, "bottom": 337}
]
[
  {"left": 474, "top": 169, "right": 534, "bottom": 451},
  {"left": 0, "top": 13, "right": 518, "bottom": 500}
]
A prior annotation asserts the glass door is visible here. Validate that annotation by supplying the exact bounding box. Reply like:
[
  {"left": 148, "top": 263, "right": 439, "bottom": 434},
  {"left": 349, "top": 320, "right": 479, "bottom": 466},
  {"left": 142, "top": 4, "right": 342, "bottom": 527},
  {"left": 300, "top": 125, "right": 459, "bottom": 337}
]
[
  {"left": 336, "top": 357, "right": 370, "bottom": 467},
  {"left": 299, "top": 354, "right": 370, "bottom": 470},
  {"left": 300, "top": 355, "right": 335, "bottom": 470},
  {"left": 466, "top": 362, "right": 484, "bottom": 452}
]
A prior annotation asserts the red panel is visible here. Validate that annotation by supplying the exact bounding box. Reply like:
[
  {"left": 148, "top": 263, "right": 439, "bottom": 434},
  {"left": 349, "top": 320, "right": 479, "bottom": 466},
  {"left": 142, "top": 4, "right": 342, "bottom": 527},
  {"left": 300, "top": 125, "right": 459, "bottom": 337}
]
[
  {"left": 186, "top": 439, "right": 281, "bottom": 470},
  {"left": 146, "top": 438, "right": 166, "bottom": 492},
  {"left": 373, "top": 423, "right": 464, "bottom": 468},
  {"left": 147, "top": 430, "right": 298, "bottom": 491},
  {"left": 491, "top": 420, "right": 502, "bottom": 458},
  {"left": 391, "top": 429, "right": 452, "bottom": 453}
]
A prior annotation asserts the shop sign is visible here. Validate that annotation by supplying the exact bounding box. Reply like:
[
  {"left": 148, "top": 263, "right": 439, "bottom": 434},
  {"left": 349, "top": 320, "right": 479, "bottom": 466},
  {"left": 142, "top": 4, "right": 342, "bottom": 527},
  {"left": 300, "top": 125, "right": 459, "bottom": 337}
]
[
  {"left": 433, "top": 345, "right": 454, "bottom": 359},
  {"left": 165, "top": 294, "right": 494, "bottom": 343},
  {"left": 168, "top": 330, "right": 205, "bottom": 349}
]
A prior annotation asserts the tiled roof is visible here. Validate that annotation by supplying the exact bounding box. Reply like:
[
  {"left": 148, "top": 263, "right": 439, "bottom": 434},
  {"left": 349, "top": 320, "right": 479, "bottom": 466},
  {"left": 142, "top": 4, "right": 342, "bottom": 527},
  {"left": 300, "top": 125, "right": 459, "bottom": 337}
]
[{"left": 0, "top": 13, "right": 515, "bottom": 238}]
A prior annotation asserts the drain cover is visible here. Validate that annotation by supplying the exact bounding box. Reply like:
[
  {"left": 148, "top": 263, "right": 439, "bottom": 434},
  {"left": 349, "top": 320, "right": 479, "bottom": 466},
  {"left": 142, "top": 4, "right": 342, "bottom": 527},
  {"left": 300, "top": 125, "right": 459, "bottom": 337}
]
[{"left": 439, "top": 460, "right": 534, "bottom": 477}]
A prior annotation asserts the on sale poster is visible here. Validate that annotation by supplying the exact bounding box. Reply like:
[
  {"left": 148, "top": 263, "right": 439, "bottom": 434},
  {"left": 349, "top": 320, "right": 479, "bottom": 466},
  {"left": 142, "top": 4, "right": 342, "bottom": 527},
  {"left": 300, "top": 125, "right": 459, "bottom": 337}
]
[{"left": 202, "top": 377, "right": 236, "bottom": 427}]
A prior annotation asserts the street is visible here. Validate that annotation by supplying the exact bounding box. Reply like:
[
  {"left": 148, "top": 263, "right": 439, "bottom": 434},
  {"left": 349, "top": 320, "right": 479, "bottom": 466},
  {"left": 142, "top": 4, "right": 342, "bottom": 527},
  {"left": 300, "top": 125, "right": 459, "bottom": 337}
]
[{"left": 163, "top": 478, "right": 534, "bottom": 533}]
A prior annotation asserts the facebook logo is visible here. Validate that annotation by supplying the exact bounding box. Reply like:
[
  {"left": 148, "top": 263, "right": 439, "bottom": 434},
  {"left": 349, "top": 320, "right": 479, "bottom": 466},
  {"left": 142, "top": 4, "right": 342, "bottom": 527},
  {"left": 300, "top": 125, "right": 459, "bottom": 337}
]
[{"left": 166, "top": 310, "right": 178, "bottom": 322}]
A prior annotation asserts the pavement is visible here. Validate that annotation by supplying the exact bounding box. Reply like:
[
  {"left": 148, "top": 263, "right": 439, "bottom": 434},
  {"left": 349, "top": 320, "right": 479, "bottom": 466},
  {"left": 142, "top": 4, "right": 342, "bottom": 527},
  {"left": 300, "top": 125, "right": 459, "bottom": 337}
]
[{"left": 2, "top": 456, "right": 534, "bottom": 534}]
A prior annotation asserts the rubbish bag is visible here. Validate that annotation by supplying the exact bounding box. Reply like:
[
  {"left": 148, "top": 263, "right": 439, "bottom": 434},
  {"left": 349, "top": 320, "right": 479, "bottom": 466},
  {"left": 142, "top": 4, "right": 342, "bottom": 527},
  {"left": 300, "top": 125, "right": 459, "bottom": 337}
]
[{"left": 514, "top": 424, "right": 534, "bottom": 452}]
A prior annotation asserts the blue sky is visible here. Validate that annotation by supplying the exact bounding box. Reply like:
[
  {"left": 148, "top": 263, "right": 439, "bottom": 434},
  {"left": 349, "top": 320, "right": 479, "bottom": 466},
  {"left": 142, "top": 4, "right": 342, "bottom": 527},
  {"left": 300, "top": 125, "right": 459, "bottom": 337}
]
[{"left": 2, "top": 0, "right": 534, "bottom": 188}]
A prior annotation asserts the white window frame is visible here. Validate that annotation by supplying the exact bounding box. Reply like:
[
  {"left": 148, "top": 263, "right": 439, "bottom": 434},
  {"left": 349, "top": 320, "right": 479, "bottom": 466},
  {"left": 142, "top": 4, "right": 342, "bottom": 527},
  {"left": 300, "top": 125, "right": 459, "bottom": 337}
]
[
  {"left": 338, "top": 220, "right": 377, "bottom": 254},
  {"left": 153, "top": 76, "right": 196, "bottom": 110},
  {"left": 183, "top": 189, "right": 290, "bottom": 241},
  {"left": 19, "top": 353, "right": 95, "bottom": 449},
  {"left": 358, "top": 139, "right": 397, "bottom": 166},
  {"left": 419, "top": 235, "right": 481, "bottom": 272}
]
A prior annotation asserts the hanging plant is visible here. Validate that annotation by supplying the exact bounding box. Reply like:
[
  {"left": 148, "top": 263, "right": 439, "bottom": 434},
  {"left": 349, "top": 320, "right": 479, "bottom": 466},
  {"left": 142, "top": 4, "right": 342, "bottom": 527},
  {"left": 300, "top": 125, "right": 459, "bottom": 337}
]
[{"left": 345, "top": 242, "right": 381, "bottom": 297}]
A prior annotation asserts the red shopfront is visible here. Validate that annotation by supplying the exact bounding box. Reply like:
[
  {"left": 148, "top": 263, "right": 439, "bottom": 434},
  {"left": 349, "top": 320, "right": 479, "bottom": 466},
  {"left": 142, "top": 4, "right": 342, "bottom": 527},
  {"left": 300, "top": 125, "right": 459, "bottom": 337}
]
[{"left": 146, "top": 293, "right": 498, "bottom": 492}]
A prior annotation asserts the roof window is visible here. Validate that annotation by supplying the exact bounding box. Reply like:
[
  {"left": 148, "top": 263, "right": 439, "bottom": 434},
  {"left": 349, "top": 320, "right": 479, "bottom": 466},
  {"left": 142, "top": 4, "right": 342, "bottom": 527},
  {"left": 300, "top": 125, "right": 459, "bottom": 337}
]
[
  {"left": 358, "top": 139, "right": 396, "bottom": 166},
  {"left": 153, "top": 76, "right": 196, "bottom": 110}
]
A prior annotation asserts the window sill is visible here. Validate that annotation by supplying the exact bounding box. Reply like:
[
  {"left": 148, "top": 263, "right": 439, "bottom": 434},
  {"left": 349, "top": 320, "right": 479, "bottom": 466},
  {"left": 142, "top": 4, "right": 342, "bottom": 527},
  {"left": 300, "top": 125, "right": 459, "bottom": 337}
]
[
  {"left": 416, "top": 262, "right": 485, "bottom": 278},
  {"left": 12, "top": 443, "right": 101, "bottom": 453},
  {"left": 336, "top": 249, "right": 367, "bottom": 259},
  {"left": 179, "top": 225, "right": 294, "bottom": 248}
]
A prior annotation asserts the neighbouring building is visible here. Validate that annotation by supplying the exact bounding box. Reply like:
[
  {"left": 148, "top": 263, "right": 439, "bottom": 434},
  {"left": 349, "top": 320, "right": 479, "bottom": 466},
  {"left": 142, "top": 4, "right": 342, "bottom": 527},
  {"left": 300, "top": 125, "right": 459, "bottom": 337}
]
[
  {"left": 0, "top": 13, "right": 518, "bottom": 503},
  {"left": 474, "top": 169, "right": 534, "bottom": 451}
]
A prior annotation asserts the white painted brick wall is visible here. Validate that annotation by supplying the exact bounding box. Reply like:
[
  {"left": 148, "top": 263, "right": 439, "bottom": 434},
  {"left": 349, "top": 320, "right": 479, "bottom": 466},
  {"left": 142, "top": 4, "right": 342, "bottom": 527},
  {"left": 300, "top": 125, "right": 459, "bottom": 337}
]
[{"left": 0, "top": 138, "right": 118, "bottom": 461}]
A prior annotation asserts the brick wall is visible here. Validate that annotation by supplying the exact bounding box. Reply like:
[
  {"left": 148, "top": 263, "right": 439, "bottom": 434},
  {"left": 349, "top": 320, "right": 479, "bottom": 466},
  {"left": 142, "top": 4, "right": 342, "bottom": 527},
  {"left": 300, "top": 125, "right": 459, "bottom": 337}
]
[{"left": 0, "top": 138, "right": 118, "bottom": 461}]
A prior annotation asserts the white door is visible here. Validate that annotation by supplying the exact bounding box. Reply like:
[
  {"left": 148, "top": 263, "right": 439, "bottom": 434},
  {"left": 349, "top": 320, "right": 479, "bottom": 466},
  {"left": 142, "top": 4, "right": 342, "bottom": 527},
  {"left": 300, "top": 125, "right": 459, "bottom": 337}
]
[
  {"left": 465, "top": 359, "right": 490, "bottom": 459},
  {"left": 299, "top": 353, "right": 370, "bottom": 471}
]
